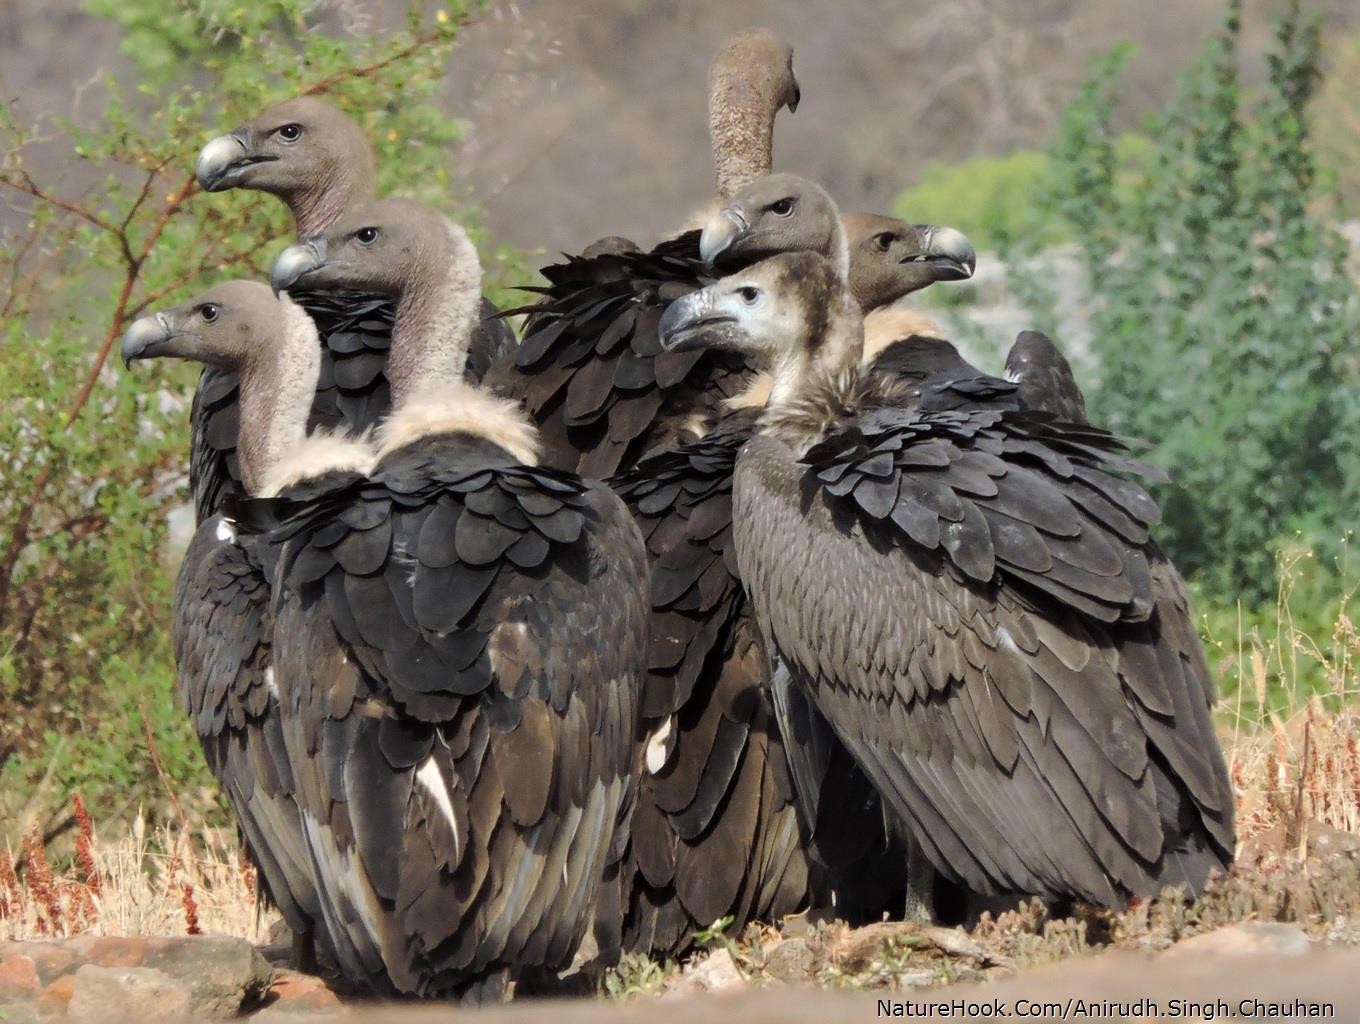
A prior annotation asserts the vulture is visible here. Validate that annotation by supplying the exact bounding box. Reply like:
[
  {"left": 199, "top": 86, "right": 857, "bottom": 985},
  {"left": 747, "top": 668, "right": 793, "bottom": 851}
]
[
  {"left": 263, "top": 199, "right": 648, "bottom": 999},
  {"left": 605, "top": 178, "right": 977, "bottom": 955},
  {"left": 121, "top": 282, "right": 357, "bottom": 970},
  {"left": 656, "top": 251, "right": 1235, "bottom": 915},
  {"left": 191, "top": 96, "right": 516, "bottom": 521}
]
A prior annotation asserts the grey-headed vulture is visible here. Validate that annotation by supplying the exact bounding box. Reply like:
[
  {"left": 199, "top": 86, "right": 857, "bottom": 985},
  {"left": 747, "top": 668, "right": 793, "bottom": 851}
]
[
  {"left": 264, "top": 200, "right": 648, "bottom": 999},
  {"left": 122, "top": 282, "right": 371, "bottom": 970},
  {"left": 656, "top": 251, "right": 1235, "bottom": 914},
  {"left": 190, "top": 96, "right": 516, "bottom": 521},
  {"left": 605, "top": 182, "right": 978, "bottom": 954}
]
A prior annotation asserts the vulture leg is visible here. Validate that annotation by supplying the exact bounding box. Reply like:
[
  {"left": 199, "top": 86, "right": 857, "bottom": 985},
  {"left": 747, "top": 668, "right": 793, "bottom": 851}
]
[
  {"left": 903, "top": 835, "right": 937, "bottom": 925},
  {"left": 291, "top": 928, "right": 319, "bottom": 975}
]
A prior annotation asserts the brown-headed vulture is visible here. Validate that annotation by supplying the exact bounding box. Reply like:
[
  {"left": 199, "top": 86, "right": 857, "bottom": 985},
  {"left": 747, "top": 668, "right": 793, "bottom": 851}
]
[
  {"left": 655, "top": 251, "right": 1234, "bottom": 916},
  {"left": 262, "top": 199, "right": 648, "bottom": 999},
  {"left": 190, "top": 96, "right": 516, "bottom": 521}
]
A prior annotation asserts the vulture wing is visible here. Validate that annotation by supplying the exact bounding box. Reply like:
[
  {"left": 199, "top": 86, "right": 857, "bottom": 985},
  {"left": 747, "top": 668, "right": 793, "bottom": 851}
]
[
  {"left": 485, "top": 233, "right": 755, "bottom": 479},
  {"left": 1005, "top": 330, "right": 1090, "bottom": 425},
  {"left": 608, "top": 415, "right": 808, "bottom": 956},
  {"left": 189, "top": 294, "right": 515, "bottom": 523},
  {"left": 172, "top": 516, "right": 320, "bottom": 937},
  {"left": 265, "top": 440, "right": 646, "bottom": 997},
  {"left": 733, "top": 409, "right": 1232, "bottom": 906}
]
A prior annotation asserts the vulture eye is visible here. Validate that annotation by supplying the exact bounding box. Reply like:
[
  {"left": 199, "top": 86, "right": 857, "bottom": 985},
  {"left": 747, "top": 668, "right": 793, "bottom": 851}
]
[
  {"left": 875, "top": 232, "right": 896, "bottom": 252},
  {"left": 738, "top": 286, "right": 761, "bottom": 305},
  {"left": 275, "top": 124, "right": 303, "bottom": 143},
  {"left": 199, "top": 303, "right": 220, "bottom": 323},
  {"left": 769, "top": 198, "right": 796, "bottom": 218},
  {"left": 355, "top": 227, "right": 380, "bottom": 246}
]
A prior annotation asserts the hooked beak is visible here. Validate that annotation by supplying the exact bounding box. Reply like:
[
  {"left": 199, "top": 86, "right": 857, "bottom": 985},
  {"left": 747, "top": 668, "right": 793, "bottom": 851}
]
[
  {"left": 658, "top": 290, "right": 737, "bottom": 353},
  {"left": 699, "top": 207, "right": 749, "bottom": 267},
  {"left": 915, "top": 225, "right": 976, "bottom": 282},
  {"left": 271, "top": 238, "right": 327, "bottom": 295},
  {"left": 195, "top": 131, "right": 275, "bottom": 192},
  {"left": 120, "top": 313, "right": 176, "bottom": 369}
]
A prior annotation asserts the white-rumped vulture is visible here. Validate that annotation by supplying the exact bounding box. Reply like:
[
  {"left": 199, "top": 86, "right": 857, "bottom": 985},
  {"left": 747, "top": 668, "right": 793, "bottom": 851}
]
[
  {"left": 122, "top": 282, "right": 367, "bottom": 970},
  {"left": 605, "top": 178, "right": 977, "bottom": 954},
  {"left": 264, "top": 199, "right": 648, "bottom": 999},
  {"left": 656, "top": 251, "right": 1235, "bottom": 914},
  {"left": 190, "top": 96, "right": 515, "bottom": 521}
]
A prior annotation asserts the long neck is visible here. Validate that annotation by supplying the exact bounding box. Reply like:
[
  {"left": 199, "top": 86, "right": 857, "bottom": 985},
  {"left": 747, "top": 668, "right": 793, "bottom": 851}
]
[
  {"left": 386, "top": 224, "right": 483, "bottom": 408},
  {"left": 761, "top": 296, "right": 866, "bottom": 451},
  {"left": 287, "top": 163, "right": 378, "bottom": 240},
  {"left": 710, "top": 74, "right": 779, "bottom": 201},
  {"left": 235, "top": 303, "right": 321, "bottom": 496}
]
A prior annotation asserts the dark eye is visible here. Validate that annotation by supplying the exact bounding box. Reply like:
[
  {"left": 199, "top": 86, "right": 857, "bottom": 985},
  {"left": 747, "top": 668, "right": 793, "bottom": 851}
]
[
  {"left": 738, "top": 286, "right": 760, "bottom": 305},
  {"left": 199, "top": 303, "right": 219, "bottom": 323},
  {"left": 275, "top": 123, "right": 303, "bottom": 143},
  {"left": 875, "top": 232, "right": 895, "bottom": 252},
  {"left": 355, "top": 227, "right": 380, "bottom": 246},
  {"left": 770, "top": 198, "right": 795, "bottom": 217}
]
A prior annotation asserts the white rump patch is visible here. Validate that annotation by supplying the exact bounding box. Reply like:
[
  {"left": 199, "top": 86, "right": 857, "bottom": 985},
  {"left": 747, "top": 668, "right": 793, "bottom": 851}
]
[
  {"left": 862, "top": 305, "right": 946, "bottom": 364},
  {"left": 264, "top": 666, "right": 279, "bottom": 701},
  {"left": 723, "top": 372, "right": 774, "bottom": 412},
  {"left": 645, "top": 715, "right": 677, "bottom": 774},
  {"left": 258, "top": 429, "right": 375, "bottom": 498},
  {"left": 215, "top": 517, "right": 238, "bottom": 544},
  {"left": 416, "top": 755, "right": 461, "bottom": 857},
  {"left": 376, "top": 383, "right": 541, "bottom": 466}
]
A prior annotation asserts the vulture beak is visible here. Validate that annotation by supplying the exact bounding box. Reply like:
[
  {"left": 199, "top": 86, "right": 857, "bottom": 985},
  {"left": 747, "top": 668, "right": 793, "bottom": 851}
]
[
  {"left": 786, "top": 75, "right": 801, "bottom": 114},
  {"left": 195, "top": 131, "right": 274, "bottom": 192},
  {"left": 271, "top": 238, "right": 327, "bottom": 295},
  {"left": 916, "top": 225, "right": 976, "bottom": 282},
  {"left": 699, "top": 207, "right": 749, "bottom": 267},
  {"left": 120, "top": 312, "right": 176, "bottom": 368},
  {"left": 658, "top": 290, "right": 736, "bottom": 353}
]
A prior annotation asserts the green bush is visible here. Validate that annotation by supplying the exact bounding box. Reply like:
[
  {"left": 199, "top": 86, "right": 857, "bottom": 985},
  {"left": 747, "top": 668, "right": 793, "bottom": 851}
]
[
  {"left": 0, "top": 0, "right": 520, "bottom": 847},
  {"left": 1023, "top": 0, "right": 1360, "bottom": 603}
]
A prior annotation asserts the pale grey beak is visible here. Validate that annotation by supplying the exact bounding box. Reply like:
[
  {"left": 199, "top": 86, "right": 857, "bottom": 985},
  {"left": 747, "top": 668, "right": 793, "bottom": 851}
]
[
  {"left": 120, "top": 313, "right": 173, "bottom": 368},
  {"left": 195, "top": 132, "right": 258, "bottom": 192},
  {"left": 916, "top": 225, "right": 976, "bottom": 281},
  {"left": 271, "top": 239, "right": 325, "bottom": 295},
  {"left": 699, "top": 208, "right": 749, "bottom": 266},
  {"left": 659, "top": 288, "right": 738, "bottom": 353}
]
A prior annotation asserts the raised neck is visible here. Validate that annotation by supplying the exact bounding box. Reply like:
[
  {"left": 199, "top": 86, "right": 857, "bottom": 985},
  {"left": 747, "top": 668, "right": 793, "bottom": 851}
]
[
  {"left": 710, "top": 72, "right": 779, "bottom": 201},
  {"left": 386, "top": 222, "right": 482, "bottom": 409},
  {"left": 235, "top": 300, "right": 321, "bottom": 495},
  {"left": 287, "top": 166, "right": 377, "bottom": 240}
]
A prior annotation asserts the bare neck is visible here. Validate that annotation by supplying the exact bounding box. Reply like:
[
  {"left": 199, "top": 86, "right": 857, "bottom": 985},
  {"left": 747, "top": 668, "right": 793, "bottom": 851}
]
[
  {"left": 235, "top": 303, "right": 321, "bottom": 495},
  {"left": 386, "top": 223, "right": 482, "bottom": 409},
  {"left": 287, "top": 165, "right": 377, "bottom": 240},
  {"left": 760, "top": 298, "right": 866, "bottom": 451},
  {"left": 710, "top": 77, "right": 778, "bottom": 201}
]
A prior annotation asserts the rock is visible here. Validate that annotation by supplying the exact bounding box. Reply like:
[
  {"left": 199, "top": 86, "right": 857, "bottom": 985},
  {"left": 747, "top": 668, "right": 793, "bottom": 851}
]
[
  {"left": 1166, "top": 923, "right": 1313, "bottom": 959},
  {"left": 0, "top": 953, "right": 40, "bottom": 999},
  {"left": 762, "top": 937, "right": 816, "bottom": 984},
  {"left": 665, "top": 947, "right": 746, "bottom": 998},
  {"left": 66, "top": 964, "right": 191, "bottom": 1023},
  {"left": 36, "top": 973, "right": 77, "bottom": 1017},
  {"left": 253, "top": 970, "right": 346, "bottom": 1019},
  {"left": 0, "top": 935, "right": 272, "bottom": 1018}
]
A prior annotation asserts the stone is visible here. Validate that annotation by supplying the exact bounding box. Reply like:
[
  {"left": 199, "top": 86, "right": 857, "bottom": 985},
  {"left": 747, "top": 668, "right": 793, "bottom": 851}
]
[
  {"left": 36, "top": 973, "right": 77, "bottom": 1017},
  {"left": 66, "top": 964, "right": 192, "bottom": 1023},
  {"left": 254, "top": 970, "right": 345, "bottom": 1017},
  {"left": 1166, "top": 923, "right": 1313, "bottom": 959},
  {"left": 0, "top": 953, "right": 40, "bottom": 998},
  {"left": 762, "top": 937, "right": 816, "bottom": 984},
  {"left": 665, "top": 947, "right": 746, "bottom": 998}
]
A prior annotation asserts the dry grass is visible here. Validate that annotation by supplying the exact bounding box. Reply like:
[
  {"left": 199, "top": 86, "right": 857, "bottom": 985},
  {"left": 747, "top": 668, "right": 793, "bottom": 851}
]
[{"left": 0, "top": 801, "right": 267, "bottom": 943}]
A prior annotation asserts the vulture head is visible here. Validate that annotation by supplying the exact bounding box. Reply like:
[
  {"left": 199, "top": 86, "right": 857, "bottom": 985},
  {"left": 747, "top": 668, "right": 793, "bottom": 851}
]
[
  {"left": 195, "top": 97, "right": 377, "bottom": 237},
  {"left": 270, "top": 197, "right": 478, "bottom": 299},
  {"left": 709, "top": 28, "right": 799, "bottom": 200},
  {"left": 842, "top": 213, "right": 975, "bottom": 310},
  {"left": 121, "top": 279, "right": 313, "bottom": 373},
  {"left": 699, "top": 173, "right": 848, "bottom": 280},
  {"left": 659, "top": 251, "right": 858, "bottom": 371}
]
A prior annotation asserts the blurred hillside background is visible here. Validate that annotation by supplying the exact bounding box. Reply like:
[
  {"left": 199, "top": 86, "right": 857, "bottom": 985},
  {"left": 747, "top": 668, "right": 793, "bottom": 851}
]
[{"left": 1, "top": 0, "right": 1357, "bottom": 857}]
